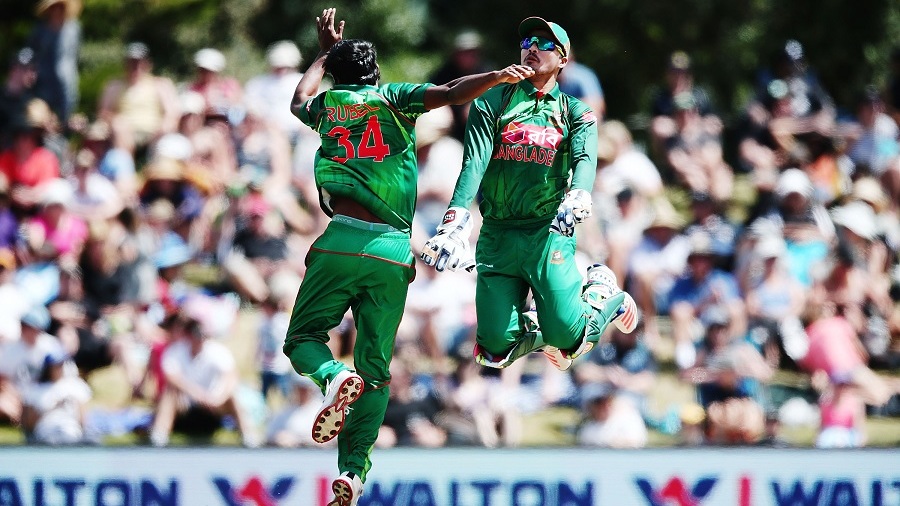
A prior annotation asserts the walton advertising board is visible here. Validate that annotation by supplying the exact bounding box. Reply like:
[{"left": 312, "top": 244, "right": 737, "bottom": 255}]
[{"left": 0, "top": 447, "right": 897, "bottom": 505}]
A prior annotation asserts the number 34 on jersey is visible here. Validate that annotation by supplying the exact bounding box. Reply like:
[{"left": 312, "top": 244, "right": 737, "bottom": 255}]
[{"left": 326, "top": 110, "right": 391, "bottom": 163}]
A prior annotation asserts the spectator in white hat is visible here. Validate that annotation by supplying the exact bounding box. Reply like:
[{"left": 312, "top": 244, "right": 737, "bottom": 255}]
[
  {"left": 188, "top": 48, "right": 243, "bottom": 120},
  {"left": 823, "top": 201, "right": 894, "bottom": 359},
  {"left": 0, "top": 305, "right": 70, "bottom": 425},
  {"left": 244, "top": 41, "right": 310, "bottom": 145},
  {"left": 243, "top": 41, "right": 323, "bottom": 216},
  {"left": 747, "top": 168, "right": 834, "bottom": 287},
  {"left": 744, "top": 235, "right": 808, "bottom": 366},
  {"left": 21, "top": 347, "right": 92, "bottom": 445},
  {"left": 845, "top": 179, "right": 895, "bottom": 272},
  {"left": 832, "top": 200, "right": 881, "bottom": 252}
]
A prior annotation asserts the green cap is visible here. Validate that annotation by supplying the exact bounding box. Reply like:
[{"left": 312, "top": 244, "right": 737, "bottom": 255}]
[{"left": 518, "top": 17, "right": 570, "bottom": 57}]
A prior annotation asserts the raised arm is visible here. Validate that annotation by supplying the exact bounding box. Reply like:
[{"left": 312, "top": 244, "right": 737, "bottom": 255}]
[
  {"left": 289, "top": 8, "right": 345, "bottom": 116},
  {"left": 423, "top": 64, "right": 534, "bottom": 110}
]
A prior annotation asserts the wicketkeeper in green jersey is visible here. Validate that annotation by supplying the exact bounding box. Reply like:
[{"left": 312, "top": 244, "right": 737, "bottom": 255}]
[
  {"left": 281, "top": 8, "right": 535, "bottom": 506},
  {"left": 421, "top": 16, "right": 639, "bottom": 373}
]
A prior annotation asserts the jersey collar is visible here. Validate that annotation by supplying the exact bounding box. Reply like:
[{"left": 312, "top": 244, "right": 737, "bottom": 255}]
[
  {"left": 518, "top": 79, "right": 560, "bottom": 100},
  {"left": 333, "top": 84, "right": 378, "bottom": 91}
]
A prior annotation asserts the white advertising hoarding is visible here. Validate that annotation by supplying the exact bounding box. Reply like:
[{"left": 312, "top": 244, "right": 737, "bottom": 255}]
[{"left": 0, "top": 447, "right": 897, "bottom": 505}]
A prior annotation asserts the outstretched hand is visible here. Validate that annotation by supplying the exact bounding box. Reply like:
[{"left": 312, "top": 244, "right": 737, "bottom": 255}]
[
  {"left": 316, "top": 8, "right": 345, "bottom": 51},
  {"left": 495, "top": 64, "right": 535, "bottom": 84}
]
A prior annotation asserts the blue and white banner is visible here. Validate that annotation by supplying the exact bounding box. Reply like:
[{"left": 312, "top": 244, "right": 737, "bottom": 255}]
[{"left": 0, "top": 447, "right": 897, "bottom": 505}]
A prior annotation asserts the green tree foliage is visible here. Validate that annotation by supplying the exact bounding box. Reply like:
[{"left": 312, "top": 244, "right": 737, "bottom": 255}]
[
  {"left": 248, "top": 0, "right": 432, "bottom": 81},
  {"left": 429, "top": 0, "right": 896, "bottom": 121},
  {"left": 0, "top": 0, "right": 896, "bottom": 122}
]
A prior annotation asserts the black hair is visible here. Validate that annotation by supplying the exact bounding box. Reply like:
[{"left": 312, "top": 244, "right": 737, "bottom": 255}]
[{"left": 325, "top": 39, "right": 380, "bottom": 85}]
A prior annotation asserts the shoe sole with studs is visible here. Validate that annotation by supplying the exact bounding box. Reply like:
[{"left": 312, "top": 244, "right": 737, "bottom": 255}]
[{"left": 312, "top": 374, "right": 363, "bottom": 444}]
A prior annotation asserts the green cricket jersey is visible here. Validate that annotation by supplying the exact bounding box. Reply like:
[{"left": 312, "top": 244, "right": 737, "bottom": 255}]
[
  {"left": 449, "top": 80, "right": 598, "bottom": 225},
  {"left": 295, "top": 83, "right": 433, "bottom": 233}
]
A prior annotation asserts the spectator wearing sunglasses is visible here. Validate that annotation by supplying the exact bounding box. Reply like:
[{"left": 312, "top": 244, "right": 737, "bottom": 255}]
[{"left": 422, "top": 16, "right": 637, "bottom": 374}]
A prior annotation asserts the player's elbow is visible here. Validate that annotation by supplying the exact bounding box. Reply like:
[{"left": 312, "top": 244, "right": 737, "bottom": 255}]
[
  {"left": 289, "top": 100, "right": 306, "bottom": 118},
  {"left": 445, "top": 89, "right": 468, "bottom": 106},
  {"left": 424, "top": 87, "right": 454, "bottom": 110},
  {"left": 446, "top": 85, "right": 481, "bottom": 107}
]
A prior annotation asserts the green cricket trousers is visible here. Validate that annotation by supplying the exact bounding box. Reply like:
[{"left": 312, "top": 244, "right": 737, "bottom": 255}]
[
  {"left": 283, "top": 214, "right": 414, "bottom": 481},
  {"left": 474, "top": 220, "right": 598, "bottom": 357}
]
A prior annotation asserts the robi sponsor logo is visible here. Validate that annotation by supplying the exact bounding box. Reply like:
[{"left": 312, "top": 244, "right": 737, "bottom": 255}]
[
  {"left": 212, "top": 476, "right": 295, "bottom": 506},
  {"left": 492, "top": 122, "right": 561, "bottom": 167},
  {"left": 500, "top": 122, "right": 563, "bottom": 149}
]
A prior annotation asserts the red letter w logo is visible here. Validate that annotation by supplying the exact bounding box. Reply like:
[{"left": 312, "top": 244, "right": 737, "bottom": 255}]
[
  {"left": 636, "top": 476, "right": 718, "bottom": 506},
  {"left": 212, "top": 476, "right": 295, "bottom": 506}
]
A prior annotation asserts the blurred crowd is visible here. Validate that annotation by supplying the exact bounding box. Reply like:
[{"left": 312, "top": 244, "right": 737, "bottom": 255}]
[{"left": 0, "top": 1, "right": 899, "bottom": 450}]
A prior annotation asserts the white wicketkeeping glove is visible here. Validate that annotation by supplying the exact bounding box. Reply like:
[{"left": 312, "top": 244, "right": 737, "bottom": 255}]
[
  {"left": 549, "top": 189, "right": 592, "bottom": 237},
  {"left": 420, "top": 207, "right": 475, "bottom": 272}
]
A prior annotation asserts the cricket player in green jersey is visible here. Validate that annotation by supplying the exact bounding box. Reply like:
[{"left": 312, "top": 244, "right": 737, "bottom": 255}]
[
  {"left": 421, "top": 16, "right": 639, "bottom": 373},
  {"left": 281, "top": 8, "right": 534, "bottom": 506}
]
